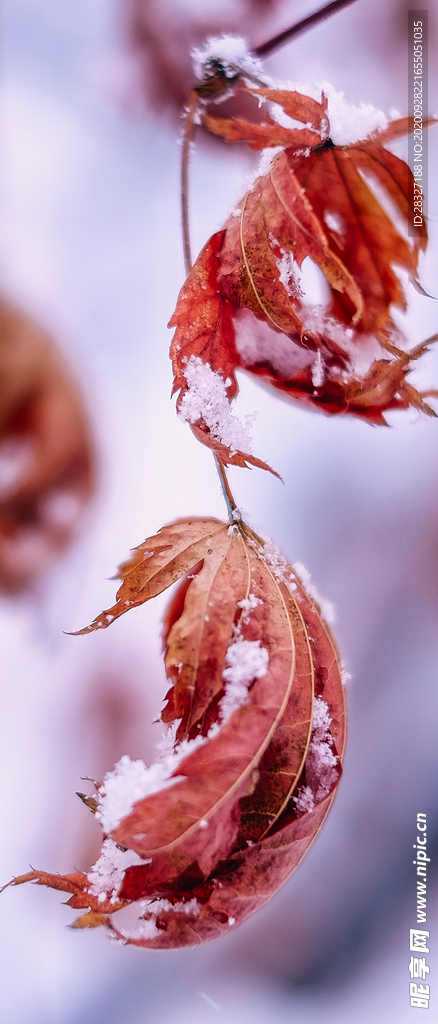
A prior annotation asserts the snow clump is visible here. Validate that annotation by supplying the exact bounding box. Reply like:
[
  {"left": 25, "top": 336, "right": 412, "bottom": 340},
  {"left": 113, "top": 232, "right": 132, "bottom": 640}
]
[
  {"left": 96, "top": 736, "right": 205, "bottom": 834},
  {"left": 260, "top": 539, "right": 295, "bottom": 585},
  {"left": 87, "top": 838, "right": 146, "bottom": 902},
  {"left": 192, "top": 35, "right": 265, "bottom": 84},
  {"left": 220, "top": 637, "right": 269, "bottom": 724},
  {"left": 179, "top": 356, "right": 256, "bottom": 454},
  {"left": 294, "top": 697, "right": 339, "bottom": 814},
  {"left": 96, "top": 755, "right": 183, "bottom": 834},
  {"left": 113, "top": 898, "right": 201, "bottom": 944}
]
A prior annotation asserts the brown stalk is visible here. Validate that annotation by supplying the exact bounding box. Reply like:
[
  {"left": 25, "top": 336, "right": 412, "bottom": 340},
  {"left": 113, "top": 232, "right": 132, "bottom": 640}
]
[{"left": 254, "top": 0, "right": 361, "bottom": 57}]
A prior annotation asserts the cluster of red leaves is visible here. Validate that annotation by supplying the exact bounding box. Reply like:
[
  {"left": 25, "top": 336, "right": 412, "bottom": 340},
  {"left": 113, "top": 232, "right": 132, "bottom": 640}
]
[
  {"left": 7, "top": 516, "right": 345, "bottom": 947},
  {"left": 170, "top": 86, "right": 436, "bottom": 469},
  {"left": 0, "top": 302, "right": 94, "bottom": 591},
  {"left": 7, "top": 61, "right": 436, "bottom": 955}
]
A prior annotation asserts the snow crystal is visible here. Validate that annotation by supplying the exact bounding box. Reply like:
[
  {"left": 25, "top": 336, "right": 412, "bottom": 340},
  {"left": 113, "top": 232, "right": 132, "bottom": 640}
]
[
  {"left": 87, "top": 839, "right": 146, "bottom": 900},
  {"left": 114, "top": 896, "right": 201, "bottom": 943},
  {"left": 323, "top": 84, "right": 387, "bottom": 146},
  {"left": 299, "top": 306, "right": 365, "bottom": 360},
  {"left": 192, "top": 35, "right": 265, "bottom": 85},
  {"left": 311, "top": 351, "right": 325, "bottom": 388},
  {"left": 258, "top": 145, "right": 283, "bottom": 177},
  {"left": 275, "top": 247, "right": 303, "bottom": 300},
  {"left": 223, "top": 637, "right": 268, "bottom": 688},
  {"left": 220, "top": 638, "right": 269, "bottom": 723},
  {"left": 115, "top": 918, "right": 161, "bottom": 943},
  {"left": 179, "top": 356, "right": 256, "bottom": 454},
  {"left": 96, "top": 755, "right": 183, "bottom": 834},
  {"left": 260, "top": 540, "right": 294, "bottom": 585},
  {"left": 341, "top": 666, "right": 352, "bottom": 687},
  {"left": 270, "top": 102, "right": 306, "bottom": 131},
  {"left": 294, "top": 697, "right": 339, "bottom": 815},
  {"left": 311, "top": 697, "right": 332, "bottom": 735},
  {"left": 141, "top": 897, "right": 201, "bottom": 918},
  {"left": 155, "top": 720, "right": 181, "bottom": 756},
  {"left": 294, "top": 562, "right": 335, "bottom": 624},
  {"left": 294, "top": 786, "right": 315, "bottom": 814},
  {"left": 237, "top": 593, "right": 261, "bottom": 623}
]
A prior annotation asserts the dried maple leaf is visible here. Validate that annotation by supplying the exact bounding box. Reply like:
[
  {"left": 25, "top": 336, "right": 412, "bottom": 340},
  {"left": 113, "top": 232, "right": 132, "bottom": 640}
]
[
  {"left": 170, "top": 87, "right": 436, "bottom": 455},
  {"left": 5, "top": 516, "right": 345, "bottom": 947},
  {"left": 0, "top": 301, "right": 94, "bottom": 591}
]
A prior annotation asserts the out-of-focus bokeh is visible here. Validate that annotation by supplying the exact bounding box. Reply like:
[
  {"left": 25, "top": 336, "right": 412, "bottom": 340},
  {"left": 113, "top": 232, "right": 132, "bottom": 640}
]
[
  {"left": 0, "top": 1, "right": 437, "bottom": 1021},
  {"left": 0, "top": 299, "right": 94, "bottom": 592}
]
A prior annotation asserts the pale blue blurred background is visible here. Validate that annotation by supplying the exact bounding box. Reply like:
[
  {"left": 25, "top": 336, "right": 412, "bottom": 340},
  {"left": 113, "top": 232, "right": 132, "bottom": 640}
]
[{"left": 0, "top": 2, "right": 437, "bottom": 1021}]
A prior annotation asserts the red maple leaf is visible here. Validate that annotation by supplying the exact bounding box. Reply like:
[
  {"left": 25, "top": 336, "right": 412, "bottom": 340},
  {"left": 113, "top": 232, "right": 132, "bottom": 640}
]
[
  {"left": 5, "top": 517, "right": 345, "bottom": 947},
  {"left": 170, "top": 88, "right": 436, "bottom": 462}
]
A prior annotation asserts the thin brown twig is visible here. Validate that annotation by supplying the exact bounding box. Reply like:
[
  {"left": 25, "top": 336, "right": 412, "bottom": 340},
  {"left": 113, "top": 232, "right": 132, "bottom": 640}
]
[
  {"left": 181, "top": 90, "right": 199, "bottom": 276},
  {"left": 253, "top": 0, "right": 361, "bottom": 57},
  {"left": 181, "top": 94, "right": 242, "bottom": 517}
]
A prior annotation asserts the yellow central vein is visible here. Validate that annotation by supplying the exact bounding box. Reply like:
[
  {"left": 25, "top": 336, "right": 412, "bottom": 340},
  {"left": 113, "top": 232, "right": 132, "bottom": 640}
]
[{"left": 239, "top": 189, "right": 289, "bottom": 333}]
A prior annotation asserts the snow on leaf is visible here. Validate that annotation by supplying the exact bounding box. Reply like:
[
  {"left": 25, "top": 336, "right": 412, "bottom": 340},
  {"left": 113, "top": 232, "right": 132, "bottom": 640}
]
[
  {"left": 202, "top": 87, "right": 329, "bottom": 150},
  {"left": 169, "top": 236, "right": 278, "bottom": 474},
  {"left": 178, "top": 356, "right": 255, "bottom": 455},
  {"left": 108, "top": 530, "right": 304, "bottom": 886},
  {"left": 7, "top": 518, "right": 345, "bottom": 947}
]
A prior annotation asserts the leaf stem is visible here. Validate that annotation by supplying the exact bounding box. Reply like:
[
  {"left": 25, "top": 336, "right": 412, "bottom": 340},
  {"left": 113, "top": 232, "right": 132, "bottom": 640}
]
[
  {"left": 253, "top": 0, "right": 361, "bottom": 57},
  {"left": 181, "top": 90, "right": 199, "bottom": 276},
  {"left": 215, "top": 457, "right": 240, "bottom": 520}
]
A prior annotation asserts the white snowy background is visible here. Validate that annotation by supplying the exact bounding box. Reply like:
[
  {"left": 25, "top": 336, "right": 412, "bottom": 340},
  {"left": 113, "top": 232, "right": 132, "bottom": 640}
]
[{"left": 0, "top": 1, "right": 437, "bottom": 1022}]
